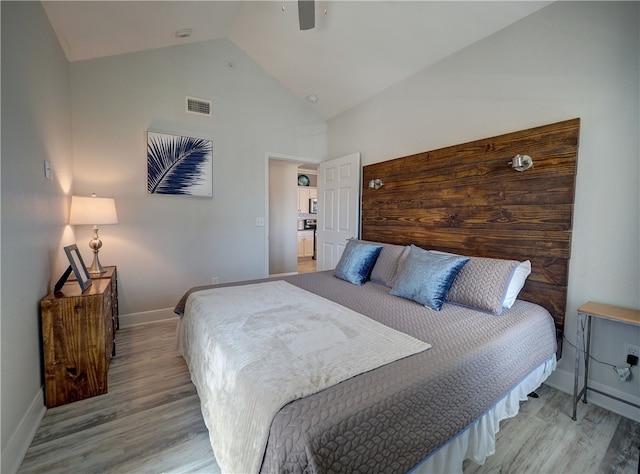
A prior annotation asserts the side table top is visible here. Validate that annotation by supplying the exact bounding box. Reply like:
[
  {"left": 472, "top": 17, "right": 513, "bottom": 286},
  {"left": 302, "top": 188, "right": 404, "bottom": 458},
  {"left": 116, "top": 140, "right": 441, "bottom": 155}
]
[
  {"left": 578, "top": 301, "right": 640, "bottom": 326},
  {"left": 44, "top": 278, "right": 111, "bottom": 300},
  {"left": 69, "top": 265, "right": 116, "bottom": 281}
]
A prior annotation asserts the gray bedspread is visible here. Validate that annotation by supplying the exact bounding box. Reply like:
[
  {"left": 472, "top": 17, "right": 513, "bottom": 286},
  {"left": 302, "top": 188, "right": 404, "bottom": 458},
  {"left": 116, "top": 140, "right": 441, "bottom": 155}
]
[{"left": 175, "top": 270, "right": 557, "bottom": 473}]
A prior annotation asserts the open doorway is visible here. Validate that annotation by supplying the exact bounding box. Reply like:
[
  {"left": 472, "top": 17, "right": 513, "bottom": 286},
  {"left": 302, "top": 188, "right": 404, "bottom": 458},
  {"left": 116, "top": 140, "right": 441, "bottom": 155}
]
[
  {"left": 266, "top": 154, "right": 320, "bottom": 277},
  {"left": 296, "top": 164, "right": 318, "bottom": 274}
]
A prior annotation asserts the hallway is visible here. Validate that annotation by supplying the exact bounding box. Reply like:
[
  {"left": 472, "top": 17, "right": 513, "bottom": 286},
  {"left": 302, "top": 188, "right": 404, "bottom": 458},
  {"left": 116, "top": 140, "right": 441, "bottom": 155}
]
[{"left": 297, "top": 257, "right": 316, "bottom": 274}]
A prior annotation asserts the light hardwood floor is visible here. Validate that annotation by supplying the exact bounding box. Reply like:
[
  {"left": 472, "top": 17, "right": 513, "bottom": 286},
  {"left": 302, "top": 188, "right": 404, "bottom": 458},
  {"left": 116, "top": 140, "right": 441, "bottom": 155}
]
[
  {"left": 297, "top": 256, "right": 316, "bottom": 274},
  {"left": 19, "top": 319, "right": 639, "bottom": 473}
]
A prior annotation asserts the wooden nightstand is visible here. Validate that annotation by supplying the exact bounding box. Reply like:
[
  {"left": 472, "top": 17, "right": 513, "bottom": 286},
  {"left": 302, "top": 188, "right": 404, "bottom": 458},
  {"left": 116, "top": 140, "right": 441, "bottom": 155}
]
[
  {"left": 40, "top": 275, "right": 118, "bottom": 408},
  {"left": 572, "top": 301, "right": 640, "bottom": 420},
  {"left": 70, "top": 265, "right": 119, "bottom": 329}
]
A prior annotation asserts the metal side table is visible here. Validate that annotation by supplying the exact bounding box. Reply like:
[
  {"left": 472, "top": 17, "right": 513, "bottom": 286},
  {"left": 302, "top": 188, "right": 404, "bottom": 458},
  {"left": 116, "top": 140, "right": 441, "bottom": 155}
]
[{"left": 572, "top": 301, "right": 640, "bottom": 421}]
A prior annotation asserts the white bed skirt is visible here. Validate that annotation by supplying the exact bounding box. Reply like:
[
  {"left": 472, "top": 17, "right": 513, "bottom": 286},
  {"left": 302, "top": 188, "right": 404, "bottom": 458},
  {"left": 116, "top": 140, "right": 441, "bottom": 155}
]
[{"left": 409, "top": 356, "right": 557, "bottom": 474}]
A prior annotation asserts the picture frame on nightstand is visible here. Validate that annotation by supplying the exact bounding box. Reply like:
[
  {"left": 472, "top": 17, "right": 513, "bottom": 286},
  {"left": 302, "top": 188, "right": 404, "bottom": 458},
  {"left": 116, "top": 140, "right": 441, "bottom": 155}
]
[{"left": 64, "top": 244, "right": 92, "bottom": 291}]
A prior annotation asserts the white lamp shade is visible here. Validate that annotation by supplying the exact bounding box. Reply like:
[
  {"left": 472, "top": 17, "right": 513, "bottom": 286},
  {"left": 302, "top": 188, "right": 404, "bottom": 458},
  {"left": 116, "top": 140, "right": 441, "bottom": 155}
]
[{"left": 69, "top": 195, "right": 118, "bottom": 225}]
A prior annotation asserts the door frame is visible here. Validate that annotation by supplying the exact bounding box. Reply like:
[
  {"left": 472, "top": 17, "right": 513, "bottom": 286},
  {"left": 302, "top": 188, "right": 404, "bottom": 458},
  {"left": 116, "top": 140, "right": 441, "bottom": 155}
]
[{"left": 264, "top": 152, "right": 321, "bottom": 277}]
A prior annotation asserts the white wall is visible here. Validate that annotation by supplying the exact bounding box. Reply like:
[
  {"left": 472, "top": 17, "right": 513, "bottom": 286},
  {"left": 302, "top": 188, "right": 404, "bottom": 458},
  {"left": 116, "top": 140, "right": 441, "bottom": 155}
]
[
  {"left": 69, "top": 40, "right": 327, "bottom": 316},
  {"left": 1, "top": 2, "right": 75, "bottom": 470},
  {"left": 329, "top": 1, "right": 640, "bottom": 416}
]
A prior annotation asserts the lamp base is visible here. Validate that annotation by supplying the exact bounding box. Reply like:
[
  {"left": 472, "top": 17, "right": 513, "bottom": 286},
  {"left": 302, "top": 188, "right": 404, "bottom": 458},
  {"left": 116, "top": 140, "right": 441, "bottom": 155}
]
[
  {"left": 88, "top": 251, "right": 106, "bottom": 275},
  {"left": 88, "top": 226, "right": 106, "bottom": 274}
]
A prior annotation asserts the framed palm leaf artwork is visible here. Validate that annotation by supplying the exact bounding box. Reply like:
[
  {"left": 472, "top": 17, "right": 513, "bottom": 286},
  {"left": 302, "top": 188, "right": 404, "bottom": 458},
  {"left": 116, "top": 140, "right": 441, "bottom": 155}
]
[{"left": 147, "top": 131, "right": 213, "bottom": 197}]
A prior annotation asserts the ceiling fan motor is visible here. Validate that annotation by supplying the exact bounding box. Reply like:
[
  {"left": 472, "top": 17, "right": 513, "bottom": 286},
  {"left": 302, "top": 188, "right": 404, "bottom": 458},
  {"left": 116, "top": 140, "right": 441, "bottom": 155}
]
[{"left": 298, "top": 0, "right": 315, "bottom": 30}]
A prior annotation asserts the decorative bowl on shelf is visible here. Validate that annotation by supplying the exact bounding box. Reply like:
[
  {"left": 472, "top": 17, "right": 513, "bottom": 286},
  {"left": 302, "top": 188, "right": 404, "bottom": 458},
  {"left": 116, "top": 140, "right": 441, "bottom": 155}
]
[{"left": 298, "top": 175, "right": 310, "bottom": 186}]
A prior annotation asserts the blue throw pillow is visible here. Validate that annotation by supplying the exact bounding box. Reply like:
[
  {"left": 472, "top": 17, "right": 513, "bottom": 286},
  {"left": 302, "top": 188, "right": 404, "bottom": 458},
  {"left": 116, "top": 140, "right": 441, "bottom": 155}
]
[
  {"left": 390, "top": 245, "right": 470, "bottom": 310},
  {"left": 334, "top": 241, "right": 383, "bottom": 285}
]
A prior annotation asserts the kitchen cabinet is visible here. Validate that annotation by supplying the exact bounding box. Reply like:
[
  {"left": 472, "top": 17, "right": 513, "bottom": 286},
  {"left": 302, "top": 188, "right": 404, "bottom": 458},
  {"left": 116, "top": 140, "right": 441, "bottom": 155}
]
[
  {"left": 297, "top": 187, "right": 317, "bottom": 213},
  {"left": 297, "top": 230, "right": 314, "bottom": 257}
]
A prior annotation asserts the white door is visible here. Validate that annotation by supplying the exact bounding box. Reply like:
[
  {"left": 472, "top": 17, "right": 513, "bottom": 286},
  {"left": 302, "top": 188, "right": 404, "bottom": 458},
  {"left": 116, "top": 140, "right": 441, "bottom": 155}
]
[{"left": 316, "top": 153, "right": 361, "bottom": 271}]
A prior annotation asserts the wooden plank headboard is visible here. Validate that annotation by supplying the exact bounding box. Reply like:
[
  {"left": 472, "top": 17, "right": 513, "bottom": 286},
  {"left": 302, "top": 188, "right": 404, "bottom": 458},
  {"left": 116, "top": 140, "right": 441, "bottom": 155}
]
[{"left": 361, "top": 118, "right": 580, "bottom": 352}]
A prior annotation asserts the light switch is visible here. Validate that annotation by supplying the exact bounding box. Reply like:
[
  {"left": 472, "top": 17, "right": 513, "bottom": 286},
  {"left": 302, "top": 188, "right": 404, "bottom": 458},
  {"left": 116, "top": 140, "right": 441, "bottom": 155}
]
[
  {"left": 255, "top": 217, "right": 265, "bottom": 227},
  {"left": 44, "top": 160, "right": 53, "bottom": 180}
]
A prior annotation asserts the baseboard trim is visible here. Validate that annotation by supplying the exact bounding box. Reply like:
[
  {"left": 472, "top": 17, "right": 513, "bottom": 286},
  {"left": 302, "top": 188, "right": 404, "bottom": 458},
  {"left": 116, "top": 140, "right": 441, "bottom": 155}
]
[
  {"left": 269, "top": 272, "right": 298, "bottom": 277},
  {"left": 119, "top": 307, "right": 178, "bottom": 328},
  {"left": 545, "top": 368, "right": 640, "bottom": 422},
  {"left": 2, "top": 388, "right": 46, "bottom": 474}
]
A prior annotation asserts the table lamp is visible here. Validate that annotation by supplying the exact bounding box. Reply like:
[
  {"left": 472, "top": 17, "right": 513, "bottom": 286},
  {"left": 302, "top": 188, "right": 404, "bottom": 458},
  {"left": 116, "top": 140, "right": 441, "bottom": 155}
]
[{"left": 69, "top": 193, "right": 118, "bottom": 274}]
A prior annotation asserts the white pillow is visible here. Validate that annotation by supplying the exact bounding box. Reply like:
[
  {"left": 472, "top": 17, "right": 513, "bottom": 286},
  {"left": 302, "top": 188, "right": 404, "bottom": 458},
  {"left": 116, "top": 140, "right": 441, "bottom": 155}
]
[{"left": 502, "top": 260, "right": 531, "bottom": 308}]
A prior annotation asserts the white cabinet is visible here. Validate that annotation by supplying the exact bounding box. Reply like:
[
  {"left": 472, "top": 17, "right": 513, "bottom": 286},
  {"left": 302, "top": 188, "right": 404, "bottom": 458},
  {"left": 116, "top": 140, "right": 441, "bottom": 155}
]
[
  {"left": 297, "top": 231, "right": 314, "bottom": 257},
  {"left": 297, "top": 187, "right": 309, "bottom": 213},
  {"left": 297, "top": 187, "right": 317, "bottom": 213}
]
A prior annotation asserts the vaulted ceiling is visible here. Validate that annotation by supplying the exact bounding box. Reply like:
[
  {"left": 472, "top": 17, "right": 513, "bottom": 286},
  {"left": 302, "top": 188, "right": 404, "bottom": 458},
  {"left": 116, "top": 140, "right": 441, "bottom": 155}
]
[{"left": 42, "top": 1, "right": 551, "bottom": 119}]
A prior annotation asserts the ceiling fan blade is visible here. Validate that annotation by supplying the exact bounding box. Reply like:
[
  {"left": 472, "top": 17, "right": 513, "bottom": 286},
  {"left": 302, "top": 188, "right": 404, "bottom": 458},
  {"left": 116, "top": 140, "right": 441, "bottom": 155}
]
[{"left": 298, "top": 0, "right": 315, "bottom": 30}]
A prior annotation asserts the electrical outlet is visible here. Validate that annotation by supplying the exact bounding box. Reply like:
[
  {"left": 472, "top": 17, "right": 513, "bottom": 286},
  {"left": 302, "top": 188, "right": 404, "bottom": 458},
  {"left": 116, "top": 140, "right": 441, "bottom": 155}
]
[
  {"left": 623, "top": 343, "right": 640, "bottom": 360},
  {"left": 211, "top": 277, "right": 219, "bottom": 285}
]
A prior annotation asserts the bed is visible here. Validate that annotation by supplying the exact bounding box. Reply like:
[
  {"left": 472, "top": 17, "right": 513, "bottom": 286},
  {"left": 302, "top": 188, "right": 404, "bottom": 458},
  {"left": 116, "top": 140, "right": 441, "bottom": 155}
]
[{"left": 174, "top": 119, "right": 580, "bottom": 473}]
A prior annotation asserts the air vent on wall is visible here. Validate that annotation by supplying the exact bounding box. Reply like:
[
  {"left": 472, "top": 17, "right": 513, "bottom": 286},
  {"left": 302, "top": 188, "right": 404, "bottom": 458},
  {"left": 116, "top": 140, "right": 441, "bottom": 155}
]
[{"left": 186, "top": 96, "right": 212, "bottom": 116}]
